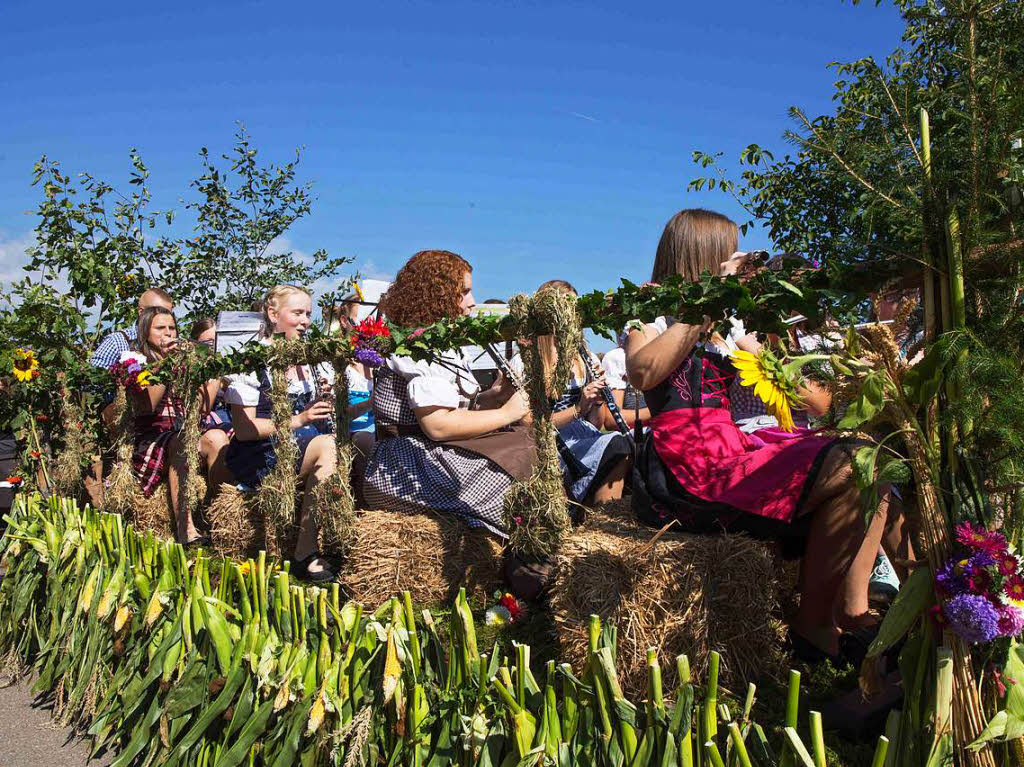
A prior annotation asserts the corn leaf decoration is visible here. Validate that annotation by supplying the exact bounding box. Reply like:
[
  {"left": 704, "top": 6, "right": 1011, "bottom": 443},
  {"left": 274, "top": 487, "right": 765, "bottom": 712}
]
[{"left": 0, "top": 491, "right": 886, "bottom": 766}]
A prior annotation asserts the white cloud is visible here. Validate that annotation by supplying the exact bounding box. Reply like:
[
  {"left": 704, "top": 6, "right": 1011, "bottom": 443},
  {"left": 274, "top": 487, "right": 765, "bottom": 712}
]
[{"left": 0, "top": 230, "right": 36, "bottom": 287}]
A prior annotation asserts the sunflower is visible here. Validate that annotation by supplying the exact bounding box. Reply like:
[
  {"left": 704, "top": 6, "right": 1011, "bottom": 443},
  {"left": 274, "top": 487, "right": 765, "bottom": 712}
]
[
  {"left": 730, "top": 348, "right": 801, "bottom": 432},
  {"left": 135, "top": 370, "right": 153, "bottom": 388},
  {"left": 12, "top": 348, "right": 39, "bottom": 382}
]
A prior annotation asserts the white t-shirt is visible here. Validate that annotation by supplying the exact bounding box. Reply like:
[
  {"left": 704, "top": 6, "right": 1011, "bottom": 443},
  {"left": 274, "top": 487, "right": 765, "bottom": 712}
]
[
  {"left": 386, "top": 351, "right": 480, "bottom": 410},
  {"left": 225, "top": 363, "right": 336, "bottom": 408}
]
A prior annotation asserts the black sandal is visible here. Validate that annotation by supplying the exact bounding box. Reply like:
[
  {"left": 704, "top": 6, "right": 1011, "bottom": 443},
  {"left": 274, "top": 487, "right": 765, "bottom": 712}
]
[
  {"left": 291, "top": 553, "right": 336, "bottom": 583},
  {"left": 787, "top": 628, "right": 840, "bottom": 665}
]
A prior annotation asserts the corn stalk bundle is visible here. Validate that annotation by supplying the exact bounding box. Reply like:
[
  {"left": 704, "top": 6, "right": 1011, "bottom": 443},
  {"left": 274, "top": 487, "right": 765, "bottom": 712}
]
[
  {"left": 503, "top": 289, "right": 580, "bottom": 559},
  {"left": 256, "top": 368, "right": 299, "bottom": 555},
  {"left": 0, "top": 491, "right": 890, "bottom": 767}
]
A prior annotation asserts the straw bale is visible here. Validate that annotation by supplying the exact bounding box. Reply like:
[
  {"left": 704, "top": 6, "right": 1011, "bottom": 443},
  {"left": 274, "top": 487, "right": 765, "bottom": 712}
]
[
  {"left": 339, "top": 510, "right": 504, "bottom": 606},
  {"left": 126, "top": 475, "right": 208, "bottom": 542},
  {"left": 551, "top": 502, "right": 787, "bottom": 698},
  {"left": 208, "top": 484, "right": 265, "bottom": 558}
]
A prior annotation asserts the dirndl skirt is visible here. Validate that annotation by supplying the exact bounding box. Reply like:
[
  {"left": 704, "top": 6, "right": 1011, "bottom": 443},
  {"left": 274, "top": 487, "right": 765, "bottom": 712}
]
[
  {"left": 558, "top": 418, "right": 631, "bottom": 503},
  {"left": 225, "top": 424, "right": 324, "bottom": 488},
  {"left": 362, "top": 434, "right": 514, "bottom": 537}
]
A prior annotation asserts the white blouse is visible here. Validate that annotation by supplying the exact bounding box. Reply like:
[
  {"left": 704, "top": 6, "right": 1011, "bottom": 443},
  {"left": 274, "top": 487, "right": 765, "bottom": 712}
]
[
  {"left": 634, "top": 315, "right": 743, "bottom": 357},
  {"left": 386, "top": 351, "right": 480, "bottom": 410},
  {"left": 601, "top": 347, "right": 628, "bottom": 390},
  {"left": 225, "top": 363, "right": 336, "bottom": 408}
]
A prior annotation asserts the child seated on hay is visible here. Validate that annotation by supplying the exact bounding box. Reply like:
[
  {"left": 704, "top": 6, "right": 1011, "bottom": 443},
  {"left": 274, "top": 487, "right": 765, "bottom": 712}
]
[
  {"left": 530, "top": 280, "right": 630, "bottom": 506},
  {"left": 363, "top": 250, "right": 533, "bottom": 536},
  {"left": 223, "top": 285, "right": 338, "bottom": 582},
  {"left": 626, "top": 208, "right": 903, "bottom": 666},
  {"left": 128, "top": 307, "right": 223, "bottom": 547}
]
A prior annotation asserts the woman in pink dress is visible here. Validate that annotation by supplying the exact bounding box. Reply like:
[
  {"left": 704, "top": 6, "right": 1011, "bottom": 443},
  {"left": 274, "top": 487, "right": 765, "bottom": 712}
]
[{"left": 626, "top": 208, "right": 896, "bottom": 661}]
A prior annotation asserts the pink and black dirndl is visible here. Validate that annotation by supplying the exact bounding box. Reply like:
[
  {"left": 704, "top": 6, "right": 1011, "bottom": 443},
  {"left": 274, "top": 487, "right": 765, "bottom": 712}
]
[{"left": 632, "top": 345, "right": 842, "bottom": 555}]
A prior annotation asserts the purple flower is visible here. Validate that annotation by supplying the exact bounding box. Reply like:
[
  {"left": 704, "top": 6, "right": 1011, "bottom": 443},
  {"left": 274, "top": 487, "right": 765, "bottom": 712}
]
[
  {"left": 354, "top": 346, "right": 385, "bottom": 367},
  {"left": 936, "top": 560, "right": 968, "bottom": 597},
  {"left": 967, "top": 551, "right": 996, "bottom": 571},
  {"left": 998, "top": 604, "right": 1024, "bottom": 638},
  {"left": 944, "top": 593, "right": 1001, "bottom": 644}
]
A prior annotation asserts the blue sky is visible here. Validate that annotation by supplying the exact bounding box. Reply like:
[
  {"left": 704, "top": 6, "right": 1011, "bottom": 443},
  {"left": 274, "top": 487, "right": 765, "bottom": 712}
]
[{"left": 1, "top": 0, "right": 905, "bottom": 339}]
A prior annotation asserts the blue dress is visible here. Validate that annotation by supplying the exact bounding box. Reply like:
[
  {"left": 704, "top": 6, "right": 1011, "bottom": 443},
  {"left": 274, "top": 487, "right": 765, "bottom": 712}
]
[{"left": 553, "top": 383, "right": 631, "bottom": 503}]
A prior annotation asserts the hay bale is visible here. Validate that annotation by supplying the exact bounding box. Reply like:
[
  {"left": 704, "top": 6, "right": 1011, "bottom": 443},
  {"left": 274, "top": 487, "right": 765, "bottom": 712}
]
[
  {"left": 208, "top": 484, "right": 265, "bottom": 558},
  {"left": 339, "top": 510, "right": 504, "bottom": 606},
  {"left": 551, "top": 503, "right": 787, "bottom": 698},
  {"left": 127, "top": 475, "right": 208, "bottom": 542}
]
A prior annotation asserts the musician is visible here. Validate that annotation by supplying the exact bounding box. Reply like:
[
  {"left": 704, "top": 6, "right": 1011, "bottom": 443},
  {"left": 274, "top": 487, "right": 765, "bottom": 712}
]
[
  {"left": 600, "top": 334, "right": 650, "bottom": 430},
  {"left": 533, "top": 280, "right": 631, "bottom": 504},
  {"left": 625, "top": 208, "right": 897, "bottom": 662},
  {"left": 223, "top": 285, "right": 337, "bottom": 582},
  {"left": 126, "top": 306, "right": 196, "bottom": 544},
  {"left": 363, "top": 250, "right": 532, "bottom": 538}
]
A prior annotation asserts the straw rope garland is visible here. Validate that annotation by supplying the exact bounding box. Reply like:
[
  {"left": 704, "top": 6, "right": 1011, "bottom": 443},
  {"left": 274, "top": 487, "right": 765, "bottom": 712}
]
[
  {"left": 503, "top": 288, "right": 581, "bottom": 559},
  {"left": 169, "top": 346, "right": 206, "bottom": 528},
  {"left": 313, "top": 358, "right": 356, "bottom": 553},
  {"left": 52, "top": 385, "right": 89, "bottom": 498},
  {"left": 256, "top": 367, "right": 299, "bottom": 555},
  {"left": 104, "top": 386, "right": 137, "bottom": 515}
]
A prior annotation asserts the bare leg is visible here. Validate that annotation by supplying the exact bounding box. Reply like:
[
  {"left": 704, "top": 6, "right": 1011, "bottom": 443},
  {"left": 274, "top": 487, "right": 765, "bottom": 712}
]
[
  {"left": 881, "top": 493, "right": 915, "bottom": 581},
  {"left": 590, "top": 457, "right": 628, "bottom": 504},
  {"left": 791, "top": 449, "right": 890, "bottom": 655},
  {"left": 294, "top": 435, "right": 336, "bottom": 573},
  {"left": 167, "top": 435, "right": 198, "bottom": 543},
  {"left": 199, "top": 429, "right": 230, "bottom": 504}
]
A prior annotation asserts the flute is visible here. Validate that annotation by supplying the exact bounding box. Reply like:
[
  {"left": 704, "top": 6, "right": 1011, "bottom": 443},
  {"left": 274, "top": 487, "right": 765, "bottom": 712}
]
[
  {"left": 577, "top": 343, "right": 632, "bottom": 437},
  {"left": 482, "top": 344, "right": 589, "bottom": 483}
]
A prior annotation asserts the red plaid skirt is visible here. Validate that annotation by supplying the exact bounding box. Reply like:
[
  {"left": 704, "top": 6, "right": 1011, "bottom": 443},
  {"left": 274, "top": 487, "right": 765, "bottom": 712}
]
[{"left": 132, "top": 394, "right": 182, "bottom": 497}]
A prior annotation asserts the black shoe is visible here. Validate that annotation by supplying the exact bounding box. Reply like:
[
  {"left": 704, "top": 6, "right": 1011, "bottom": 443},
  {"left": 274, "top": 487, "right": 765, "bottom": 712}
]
[
  {"left": 291, "top": 553, "right": 336, "bottom": 583},
  {"left": 787, "top": 628, "right": 840, "bottom": 665},
  {"left": 182, "top": 535, "right": 212, "bottom": 550}
]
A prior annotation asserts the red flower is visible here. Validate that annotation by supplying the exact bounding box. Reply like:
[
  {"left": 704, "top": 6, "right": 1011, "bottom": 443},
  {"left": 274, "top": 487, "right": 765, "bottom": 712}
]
[
  {"left": 498, "top": 593, "right": 525, "bottom": 623},
  {"left": 955, "top": 522, "right": 1008, "bottom": 556},
  {"left": 4, "top": 475, "right": 22, "bottom": 486},
  {"left": 998, "top": 554, "right": 1020, "bottom": 578},
  {"left": 967, "top": 571, "right": 992, "bottom": 593},
  {"left": 408, "top": 327, "right": 426, "bottom": 340},
  {"left": 31, "top": 369, "right": 39, "bottom": 379},
  {"left": 928, "top": 604, "right": 948, "bottom": 628},
  {"left": 35, "top": 414, "right": 50, "bottom": 422},
  {"left": 29, "top": 450, "right": 41, "bottom": 459},
  {"left": 1005, "top": 576, "right": 1024, "bottom": 604},
  {"left": 353, "top": 317, "right": 390, "bottom": 338}
]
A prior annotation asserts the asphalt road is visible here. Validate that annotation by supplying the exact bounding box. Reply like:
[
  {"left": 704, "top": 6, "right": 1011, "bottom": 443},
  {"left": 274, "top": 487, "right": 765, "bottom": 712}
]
[{"left": 0, "top": 678, "right": 110, "bottom": 767}]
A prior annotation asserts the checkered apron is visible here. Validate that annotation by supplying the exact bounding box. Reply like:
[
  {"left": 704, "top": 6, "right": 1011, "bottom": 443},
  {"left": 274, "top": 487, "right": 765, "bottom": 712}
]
[{"left": 363, "top": 365, "right": 513, "bottom": 537}]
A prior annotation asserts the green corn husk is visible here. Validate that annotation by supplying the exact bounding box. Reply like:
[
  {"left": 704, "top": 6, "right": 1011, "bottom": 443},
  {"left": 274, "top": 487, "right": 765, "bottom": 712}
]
[{"left": 0, "top": 492, "right": 853, "bottom": 767}]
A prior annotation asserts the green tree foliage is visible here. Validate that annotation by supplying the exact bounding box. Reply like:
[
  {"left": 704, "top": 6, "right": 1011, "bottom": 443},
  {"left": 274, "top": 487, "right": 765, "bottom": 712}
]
[
  {"left": 690, "top": 0, "right": 1024, "bottom": 528},
  {"left": 0, "top": 129, "right": 349, "bottom": 435}
]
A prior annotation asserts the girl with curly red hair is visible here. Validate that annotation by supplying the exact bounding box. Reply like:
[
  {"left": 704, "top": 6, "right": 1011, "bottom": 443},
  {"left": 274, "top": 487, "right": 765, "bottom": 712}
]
[{"left": 364, "top": 250, "right": 532, "bottom": 536}]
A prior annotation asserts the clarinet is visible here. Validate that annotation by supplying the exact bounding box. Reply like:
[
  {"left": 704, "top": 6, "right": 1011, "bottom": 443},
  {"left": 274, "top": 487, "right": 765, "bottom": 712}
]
[
  {"left": 302, "top": 332, "right": 335, "bottom": 434},
  {"left": 578, "top": 343, "right": 632, "bottom": 437},
  {"left": 482, "top": 344, "right": 589, "bottom": 483}
]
